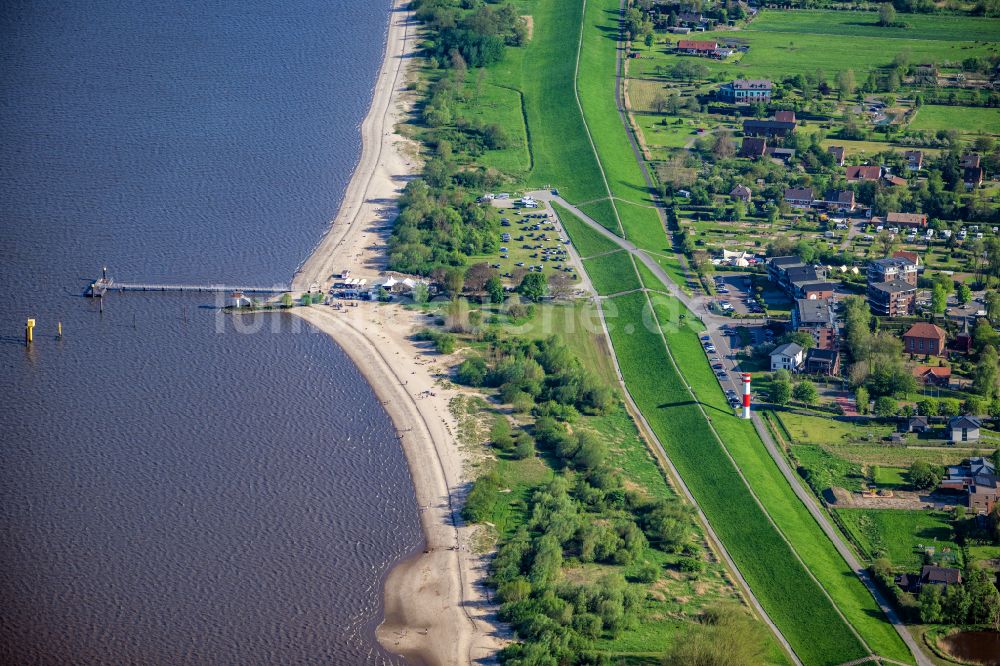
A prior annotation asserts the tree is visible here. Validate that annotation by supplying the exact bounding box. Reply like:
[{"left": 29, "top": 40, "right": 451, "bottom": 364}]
[
  {"left": 909, "top": 460, "right": 942, "bottom": 490},
  {"left": 491, "top": 415, "right": 513, "bottom": 451},
  {"left": 652, "top": 93, "right": 668, "bottom": 114},
  {"left": 837, "top": 69, "right": 857, "bottom": 96},
  {"left": 856, "top": 386, "right": 870, "bottom": 415},
  {"left": 932, "top": 283, "right": 948, "bottom": 315},
  {"left": 919, "top": 585, "right": 943, "bottom": 624},
  {"left": 874, "top": 395, "right": 898, "bottom": 417},
  {"left": 444, "top": 267, "right": 465, "bottom": 297},
  {"left": 412, "top": 282, "right": 430, "bottom": 303},
  {"left": 280, "top": 292, "right": 293, "bottom": 308},
  {"left": 973, "top": 345, "right": 1000, "bottom": 401},
  {"left": 957, "top": 283, "right": 972, "bottom": 304},
  {"left": 548, "top": 272, "right": 574, "bottom": 300},
  {"left": 712, "top": 130, "right": 735, "bottom": 160},
  {"left": 966, "top": 565, "right": 1000, "bottom": 626},
  {"left": 974, "top": 318, "right": 1000, "bottom": 353},
  {"left": 486, "top": 276, "right": 505, "bottom": 304},
  {"left": 771, "top": 381, "right": 791, "bottom": 406},
  {"left": 465, "top": 262, "right": 497, "bottom": 293},
  {"left": 878, "top": 3, "right": 897, "bottom": 26},
  {"left": 665, "top": 604, "right": 769, "bottom": 666},
  {"left": 793, "top": 381, "right": 818, "bottom": 405},
  {"left": 876, "top": 229, "right": 897, "bottom": 257},
  {"left": 518, "top": 272, "right": 548, "bottom": 302},
  {"left": 986, "top": 291, "right": 1000, "bottom": 325}
]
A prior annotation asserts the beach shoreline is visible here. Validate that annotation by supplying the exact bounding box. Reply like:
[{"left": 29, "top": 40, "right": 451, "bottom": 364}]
[{"left": 289, "top": 1, "right": 503, "bottom": 664}]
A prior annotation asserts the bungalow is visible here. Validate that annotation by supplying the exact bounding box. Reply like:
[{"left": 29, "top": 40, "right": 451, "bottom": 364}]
[
  {"left": 902, "top": 415, "right": 930, "bottom": 433},
  {"left": 885, "top": 174, "right": 908, "bottom": 187},
  {"left": 904, "top": 150, "right": 923, "bottom": 172},
  {"left": 896, "top": 566, "right": 963, "bottom": 594},
  {"left": 765, "top": 147, "right": 796, "bottom": 162},
  {"left": 730, "top": 184, "right": 752, "bottom": 203},
  {"left": 886, "top": 212, "right": 927, "bottom": 228},
  {"left": 821, "top": 189, "right": 856, "bottom": 212},
  {"left": 718, "top": 79, "right": 772, "bottom": 103},
  {"left": 739, "top": 137, "right": 767, "bottom": 159},
  {"left": 743, "top": 119, "right": 796, "bottom": 138},
  {"left": 846, "top": 165, "right": 882, "bottom": 182},
  {"left": 676, "top": 40, "right": 718, "bottom": 54},
  {"left": 805, "top": 348, "right": 840, "bottom": 375},
  {"left": 770, "top": 342, "right": 804, "bottom": 372},
  {"left": 903, "top": 322, "right": 947, "bottom": 356},
  {"left": 783, "top": 187, "right": 814, "bottom": 208},
  {"left": 940, "top": 456, "right": 996, "bottom": 512},
  {"left": 948, "top": 416, "right": 982, "bottom": 445},
  {"left": 912, "top": 365, "right": 951, "bottom": 387},
  {"left": 827, "top": 145, "right": 845, "bottom": 166}
]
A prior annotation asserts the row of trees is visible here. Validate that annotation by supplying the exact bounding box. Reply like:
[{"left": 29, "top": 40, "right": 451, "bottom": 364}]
[{"left": 415, "top": 0, "right": 527, "bottom": 68}]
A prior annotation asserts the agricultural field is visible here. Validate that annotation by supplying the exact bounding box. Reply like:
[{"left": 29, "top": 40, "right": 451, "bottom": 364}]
[
  {"left": 908, "top": 105, "right": 1000, "bottom": 137},
  {"left": 629, "top": 10, "right": 1000, "bottom": 81}
]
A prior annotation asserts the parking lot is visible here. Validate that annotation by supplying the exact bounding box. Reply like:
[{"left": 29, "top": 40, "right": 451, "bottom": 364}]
[{"left": 712, "top": 273, "right": 763, "bottom": 315}]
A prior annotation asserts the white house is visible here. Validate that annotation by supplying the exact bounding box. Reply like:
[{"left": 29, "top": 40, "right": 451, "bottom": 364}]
[{"left": 770, "top": 342, "right": 804, "bottom": 372}]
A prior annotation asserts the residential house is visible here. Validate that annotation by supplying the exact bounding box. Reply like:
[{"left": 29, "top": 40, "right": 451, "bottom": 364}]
[
  {"left": 896, "top": 566, "right": 963, "bottom": 594},
  {"left": 821, "top": 190, "right": 856, "bottom": 212},
  {"left": 827, "top": 145, "right": 845, "bottom": 166},
  {"left": 964, "top": 166, "right": 985, "bottom": 189},
  {"left": 912, "top": 365, "right": 951, "bottom": 387},
  {"left": 940, "top": 456, "right": 996, "bottom": 511},
  {"left": 677, "top": 12, "right": 707, "bottom": 27},
  {"left": 885, "top": 174, "right": 908, "bottom": 187},
  {"left": 805, "top": 348, "right": 840, "bottom": 375},
  {"left": 867, "top": 280, "right": 916, "bottom": 316},
  {"left": 730, "top": 184, "right": 752, "bottom": 203},
  {"left": 785, "top": 266, "right": 827, "bottom": 296},
  {"left": 947, "top": 416, "right": 982, "bottom": 445},
  {"left": 676, "top": 40, "right": 718, "bottom": 54},
  {"left": 846, "top": 165, "right": 883, "bottom": 182},
  {"left": 773, "top": 110, "right": 796, "bottom": 123},
  {"left": 770, "top": 342, "right": 804, "bottom": 372},
  {"left": 739, "top": 137, "right": 767, "bottom": 159},
  {"left": 903, "top": 322, "right": 947, "bottom": 357},
  {"left": 886, "top": 212, "right": 928, "bottom": 228},
  {"left": 868, "top": 257, "right": 918, "bottom": 286},
  {"left": 904, "top": 150, "right": 923, "bottom": 172},
  {"left": 792, "top": 298, "right": 838, "bottom": 349},
  {"left": 960, "top": 154, "right": 982, "bottom": 169},
  {"left": 718, "top": 79, "right": 772, "bottom": 103},
  {"left": 766, "top": 147, "right": 796, "bottom": 162},
  {"left": 743, "top": 118, "right": 796, "bottom": 138},
  {"left": 893, "top": 250, "right": 920, "bottom": 266},
  {"left": 902, "top": 415, "right": 930, "bottom": 433},
  {"left": 783, "top": 187, "right": 814, "bottom": 208}
]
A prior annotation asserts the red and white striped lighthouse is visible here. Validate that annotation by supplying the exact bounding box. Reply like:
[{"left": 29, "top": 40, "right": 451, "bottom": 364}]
[{"left": 741, "top": 373, "right": 752, "bottom": 419}]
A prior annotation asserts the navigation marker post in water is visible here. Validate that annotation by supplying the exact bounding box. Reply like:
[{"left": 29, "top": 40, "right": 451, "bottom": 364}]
[{"left": 25, "top": 318, "right": 35, "bottom": 346}]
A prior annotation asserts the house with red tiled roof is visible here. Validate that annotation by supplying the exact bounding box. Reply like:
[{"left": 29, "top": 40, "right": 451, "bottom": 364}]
[
  {"left": 739, "top": 137, "right": 767, "bottom": 159},
  {"left": 676, "top": 40, "right": 718, "bottom": 53},
  {"left": 912, "top": 365, "right": 951, "bottom": 387},
  {"left": 774, "top": 110, "right": 796, "bottom": 123},
  {"left": 887, "top": 212, "right": 927, "bottom": 228},
  {"left": 893, "top": 250, "right": 920, "bottom": 266},
  {"left": 846, "top": 165, "right": 882, "bottom": 182},
  {"left": 903, "top": 322, "right": 947, "bottom": 356}
]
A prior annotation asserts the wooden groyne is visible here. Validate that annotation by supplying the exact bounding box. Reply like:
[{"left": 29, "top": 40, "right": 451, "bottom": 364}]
[{"left": 85, "top": 268, "right": 286, "bottom": 298}]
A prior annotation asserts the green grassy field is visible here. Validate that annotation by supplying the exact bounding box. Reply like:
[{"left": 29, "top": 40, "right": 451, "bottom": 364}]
[
  {"left": 605, "top": 290, "right": 869, "bottom": 665},
  {"left": 836, "top": 509, "right": 960, "bottom": 571},
  {"left": 552, "top": 201, "right": 620, "bottom": 258},
  {"left": 513, "top": 300, "right": 617, "bottom": 387},
  {"left": 642, "top": 283, "right": 913, "bottom": 663},
  {"left": 452, "top": 82, "right": 532, "bottom": 175},
  {"left": 873, "top": 466, "right": 909, "bottom": 490},
  {"left": 628, "top": 9, "right": 1000, "bottom": 80},
  {"left": 909, "top": 105, "right": 1000, "bottom": 137},
  {"left": 583, "top": 250, "right": 642, "bottom": 295}
]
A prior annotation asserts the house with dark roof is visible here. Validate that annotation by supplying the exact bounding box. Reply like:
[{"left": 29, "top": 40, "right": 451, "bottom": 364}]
[
  {"left": 765, "top": 147, "right": 796, "bottom": 162},
  {"left": 867, "top": 280, "right": 916, "bottom": 316},
  {"left": 903, "top": 322, "right": 947, "bottom": 356},
  {"left": 821, "top": 190, "right": 856, "bottom": 212},
  {"left": 739, "top": 137, "right": 767, "bottom": 159},
  {"left": 902, "top": 415, "right": 929, "bottom": 433},
  {"left": 904, "top": 150, "right": 923, "bottom": 172},
  {"left": 767, "top": 256, "right": 805, "bottom": 286},
  {"left": 796, "top": 281, "right": 836, "bottom": 300},
  {"left": 964, "top": 166, "right": 984, "bottom": 189},
  {"left": 793, "top": 298, "right": 838, "bottom": 349},
  {"left": 846, "top": 165, "right": 883, "bottom": 182},
  {"left": 783, "top": 187, "right": 814, "bottom": 208},
  {"left": 730, "top": 184, "right": 752, "bottom": 203},
  {"left": 744, "top": 119, "right": 796, "bottom": 139},
  {"left": 886, "top": 212, "right": 927, "bottom": 228},
  {"left": 948, "top": 417, "right": 982, "bottom": 445},
  {"left": 718, "top": 79, "right": 772, "bottom": 103},
  {"left": 770, "top": 342, "right": 804, "bottom": 372},
  {"left": 960, "top": 154, "right": 981, "bottom": 169},
  {"left": 868, "top": 257, "right": 917, "bottom": 286},
  {"left": 896, "top": 566, "right": 963, "bottom": 594},
  {"left": 805, "top": 348, "right": 840, "bottom": 375},
  {"left": 940, "top": 456, "right": 996, "bottom": 511},
  {"left": 827, "top": 145, "right": 845, "bottom": 166}
]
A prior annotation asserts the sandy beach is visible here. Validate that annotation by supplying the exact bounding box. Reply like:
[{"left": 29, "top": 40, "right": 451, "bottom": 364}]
[{"left": 289, "top": 1, "right": 503, "bottom": 664}]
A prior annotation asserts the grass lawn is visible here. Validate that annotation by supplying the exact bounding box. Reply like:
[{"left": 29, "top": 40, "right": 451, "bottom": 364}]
[
  {"left": 583, "top": 250, "right": 642, "bottom": 295},
  {"left": 909, "top": 105, "right": 1000, "bottom": 137},
  {"left": 617, "top": 200, "right": 669, "bottom": 253},
  {"left": 552, "top": 201, "right": 620, "bottom": 258},
  {"left": 836, "top": 509, "right": 960, "bottom": 571},
  {"left": 629, "top": 10, "right": 1000, "bottom": 80},
  {"left": 579, "top": 198, "right": 623, "bottom": 234},
  {"left": 776, "top": 410, "right": 895, "bottom": 445},
  {"left": 452, "top": 82, "right": 532, "bottom": 175},
  {"left": 514, "top": 300, "right": 618, "bottom": 388},
  {"left": 873, "top": 466, "right": 910, "bottom": 490}
]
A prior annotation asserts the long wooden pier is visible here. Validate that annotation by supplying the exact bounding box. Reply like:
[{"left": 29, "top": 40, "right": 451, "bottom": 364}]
[{"left": 85, "top": 269, "right": 286, "bottom": 297}]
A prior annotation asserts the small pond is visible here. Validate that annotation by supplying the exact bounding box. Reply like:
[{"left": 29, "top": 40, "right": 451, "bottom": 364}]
[{"left": 941, "top": 630, "right": 1000, "bottom": 666}]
